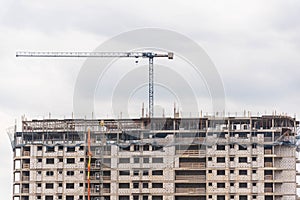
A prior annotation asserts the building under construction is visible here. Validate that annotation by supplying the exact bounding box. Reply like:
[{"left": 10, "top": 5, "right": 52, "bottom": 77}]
[{"left": 11, "top": 115, "right": 300, "bottom": 200}]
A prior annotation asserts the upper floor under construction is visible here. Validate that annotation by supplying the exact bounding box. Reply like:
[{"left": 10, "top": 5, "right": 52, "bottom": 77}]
[{"left": 11, "top": 115, "right": 300, "bottom": 200}]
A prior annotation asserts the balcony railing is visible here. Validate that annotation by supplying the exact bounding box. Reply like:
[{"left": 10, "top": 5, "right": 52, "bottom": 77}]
[
  {"left": 22, "top": 164, "right": 30, "bottom": 169},
  {"left": 264, "top": 162, "right": 273, "bottom": 167},
  {"left": 179, "top": 162, "right": 206, "bottom": 168},
  {"left": 94, "top": 151, "right": 111, "bottom": 156},
  {"left": 175, "top": 175, "right": 206, "bottom": 181},
  {"left": 22, "top": 176, "right": 30, "bottom": 181},
  {"left": 264, "top": 149, "right": 272, "bottom": 155},
  {"left": 23, "top": 151, "right": 30, "bottom": 156},
  {"left": 90, "top": 176, "right": 111, "bottom": 180},
  {"left": 264, "top": 187, "right": 273, "bottom": 193},
  {"left": 90, "top": 163, "right": 111, "bottom": 169},
  {"left": 175, "top": 187, "right": 206, "bottom": 193},
  {"left": 176, "top": 150, "right": 206, "bottom": 156},
  {"left": 264, "top": 175, "right": 273, "bottom": 180},
  {"left": 86, "top": 188, "right": 110, "bottom": 193},
  {"left": 22, "top": 188, "right": 29, "bottom": 193}
]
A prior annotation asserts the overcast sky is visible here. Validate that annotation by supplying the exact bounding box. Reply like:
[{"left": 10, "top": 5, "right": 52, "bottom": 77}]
[{"left": 1, "top": 0, "right": 300, "bottom": 198}]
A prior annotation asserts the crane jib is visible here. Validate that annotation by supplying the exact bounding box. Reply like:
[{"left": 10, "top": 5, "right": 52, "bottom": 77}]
[
  {"left": 16, "top": 51, "right": 174, "bottom": 119},
  {"left": 16, "top": 51, "right": 173, "bottom": 59}
]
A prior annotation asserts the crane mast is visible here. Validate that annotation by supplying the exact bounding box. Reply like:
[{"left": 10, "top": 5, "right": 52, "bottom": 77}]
[{"left": 16, "top": 51, "right": 174, "bottom": 118}]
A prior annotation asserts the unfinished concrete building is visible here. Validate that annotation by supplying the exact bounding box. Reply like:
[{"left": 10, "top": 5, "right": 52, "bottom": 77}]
[{"left": 11, "top": 115, "right": 300, "bottom": 200}]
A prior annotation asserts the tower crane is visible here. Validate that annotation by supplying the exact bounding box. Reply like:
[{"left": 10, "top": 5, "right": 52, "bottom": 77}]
[{"left": 16, "top": 51, "right": 174, "bottom": 118}]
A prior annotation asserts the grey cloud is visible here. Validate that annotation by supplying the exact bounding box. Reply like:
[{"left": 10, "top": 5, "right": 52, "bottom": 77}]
[{"left": 1, "top": 1, "right": 300, "bottom": 198}]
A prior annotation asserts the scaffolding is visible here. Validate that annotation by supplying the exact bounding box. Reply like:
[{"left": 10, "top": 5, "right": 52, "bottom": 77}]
[{"left": 10, "top": 115, "right": 300, "bottom": 200}]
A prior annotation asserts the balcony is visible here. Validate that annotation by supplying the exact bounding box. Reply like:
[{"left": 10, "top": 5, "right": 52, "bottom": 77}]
[
  {"left": 264, "top": 162, "right": 273, "bottom": 167},
  {"left": 176, "top": 150, "right": 206, "bottom": 156},
  {"left": 102, "top": 151, "right": 111, "bottom": 156},
  {"left": 264, "top": 187, "right": 273, "bottom": 193},
  {"left": 264, "top": 149, "right": 272, "bottom": 155},
  {"left": 264, "top": 175, "right": 273, "bottom": 180},
  {"left": 179, "top": 162, "right": 206, "bottom": 168},
  {"left": 22, "top": 176, "right": 30, "bottom": 181},
  {"left": 23, "top": 151, "right": 30, "bottom": 156},
  {"left": 175, "top": 187, "right": 206, "bottom": 193},
  {"left": 90, "top": 175, "right": 110, "bottom": 181},
  {"left": 22, "top": 188, "right": 29, "bottom": 193},
  {"left": 94, "top": 151, "right": 111, "bottom": 156},
  {"left": 101, "top": 188, "right": 110, "bottom": 193},
  {"left": 175, "top": 175, "right": 206, "bottom": 181},
  {"left": 90, "top": 163, "right": 105, "bottom": 169},
  {"left": 86, "top": 188, "right": 110, "bottom": 194},
  {"left": 103, "top": 176, "right": 110, "bottom": 180},
  {"left": 22, "top": 164, "right": 30, "bottom": 169}
]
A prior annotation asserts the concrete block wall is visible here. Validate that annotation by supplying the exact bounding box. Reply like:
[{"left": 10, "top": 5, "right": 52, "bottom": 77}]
[
  {"left": 111, "top": 157, "right": 118, "bottom": 169},
  {"left": 256, "top": 182, "right": 264, "bottom": 193},
  {"left": 275, "top": 157, "right": 295, "bottom": 169},
  {"left": 255, "top": 196, "right": 264, "bottom": 200},
  {"left": 280, "top": 196, "right": 296, "bottom": 200},
  {"left": 255, "top": 156, "right": 264, "bottom": 168},
  {"left": 18, "top": 143, "right": 86, "bottom": 200},
  {"left": 163, "top": 169, "right": 174, "bottom": 181},
  {"left": 110, "top": 182, "right": 117, "bottom": 196},
  {"left": 274, "top": 183, "right": 296, "bottom": 194},
  {"left": 274, "top": 170, "right": 296, "bottom": 181},
  {"left": 207, "top": 173, "right": 228, "bottom": 181},
  {"left": 274, "top": 146, "right": 295, "bottom": 157}
]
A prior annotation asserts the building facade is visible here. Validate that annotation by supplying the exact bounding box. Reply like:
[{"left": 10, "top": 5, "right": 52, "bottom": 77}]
[{"left": 12, "top": 116, "right": 299, "bottom": 200}]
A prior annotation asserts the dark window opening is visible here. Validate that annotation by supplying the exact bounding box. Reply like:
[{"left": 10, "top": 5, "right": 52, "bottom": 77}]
[
  {"left": 217, "top": 145, "right": 225, "bottom": 150},
  {"left": 152, "top": 183, "right": 163, "bottom": 188},
  {"left": 238, "top": 145, "right": 247, "bottom": 150},
  {"left": 46, "top": 147, "right": 55, "bottom": 152},
  {"left": 239, "top": 157, "right": 247, "bottom": 163},
  {"left": 46, "top": 158, "right": 54, "bottom": 164},
  {"left": 217, "top": 170, "right": 225, "bottom": 175},
  {"left": 239, "top": 170, "right": 247, "bottom": 175},
  {"left": 66, "top": 183, "right": 74, "bottom": 189},
  {"left": 45, "top": 183, "right": 53, "bottom": 189},
  {"left": 217, "top": 157, "right": 225, "bottom": 163},
  {"left": 67, "top": 147, "right": 75, "bottom": 152},
  {"left": 67, "top": 158, "right": 75, "bottom": 164},
  {"left": 152, "top": 170, "right": 163, "bottom": 176}
]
